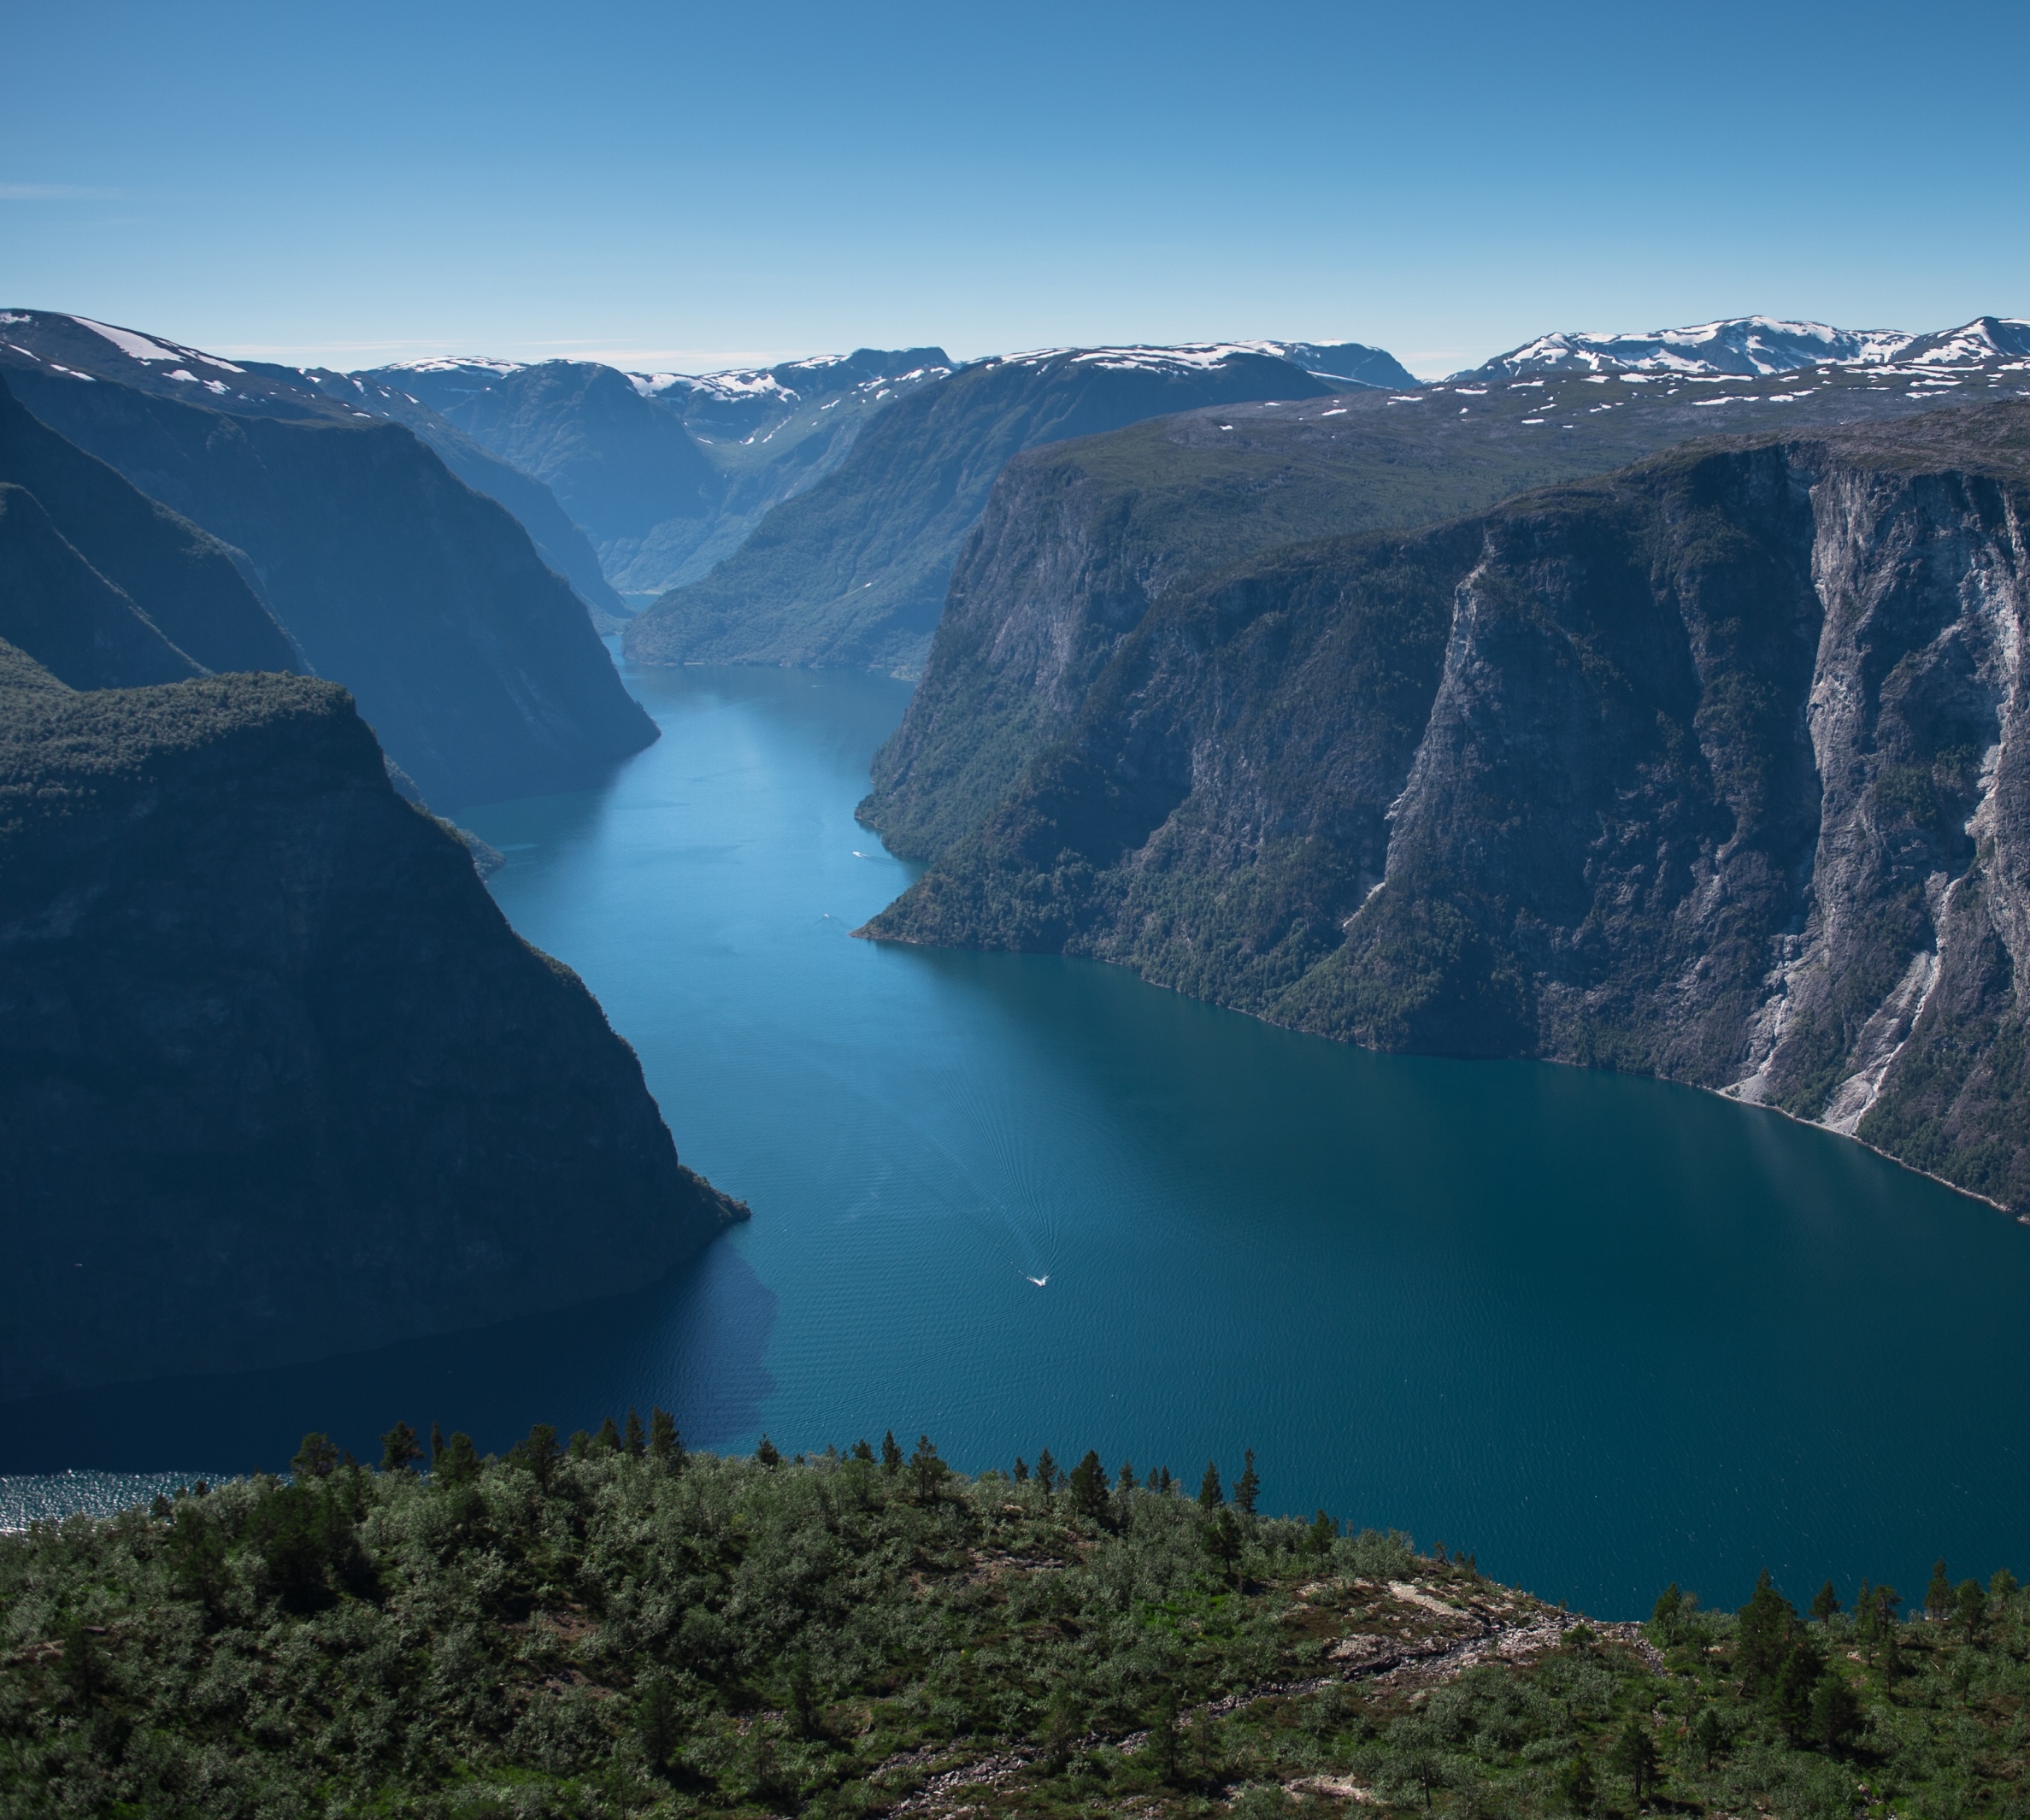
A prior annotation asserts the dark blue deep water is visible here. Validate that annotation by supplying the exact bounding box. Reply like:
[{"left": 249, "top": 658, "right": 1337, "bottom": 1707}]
[{"left": 7, "top": 661, "right": 2029, "bottom": 1617}]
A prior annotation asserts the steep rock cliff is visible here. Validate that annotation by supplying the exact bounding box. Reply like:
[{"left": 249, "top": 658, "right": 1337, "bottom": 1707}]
[
  {"left": 8, "top": 367, "right": 656, "bottom": 808},
  {"left": 0, "top": 659, "right": 743, "bottom": 1399},
  {"left": 863, "top": 369, "right": 2020, "bottom": 864},
  {"left": 868, "top": 403, "right": 2030, "bottom": 1212}
]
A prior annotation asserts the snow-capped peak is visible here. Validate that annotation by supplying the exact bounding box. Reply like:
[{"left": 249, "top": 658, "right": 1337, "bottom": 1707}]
[
  {"left": 69, "top": 315, "right": 245, "bottom": 374},
  {"left": 1462, "top": 317, "right": 1914, "bottom": 380}
]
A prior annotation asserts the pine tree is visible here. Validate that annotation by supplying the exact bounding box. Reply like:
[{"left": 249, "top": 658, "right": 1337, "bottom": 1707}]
[
  {"left": 594, "top": 1416, "right": 622, "bottom": 1454},
  {"left": 437, "top": 1431, "right": 480, "bottom": 1485},
  {"left": 1068, "top": 1450, "right": 1109, "bottom": 1523},
  {"left": 1927, "top": 1558, "right": 1953, "bottom": 1619},
  {"left": 1013, "top": 1457, "right": 1029, "bottom": 1483},
  {"left": 1955, "top": 1577, "right": 1986, "bottom": 1641},
  {"left": 756, "top": 1434, "right": 781, "bottom": 1468},
  {"left": 1811, "top": 1581, "right": 1840, "bottom": 1624},
  {"left": 1809, "top": 1667, "right": 1863, "bottom": 1752},
  {"left": 1156, "top": 1465, "right": 1173, "bottom": 1495},
  {"left": 291, "top": 1433, "right": 338, "bottom": 1480},
  {"left": 1198, "top": 1462, "right": 1223, "bottom": 1510},
  {"left": 1650, "top": 1582, "right": 1683, "bottom": 1643},
  {"left": 1148, "top": 1680, "right": 1180, "bottom": 1784},
  {"left": 1608, "top": 1712, "right": 1658, "bottom": 1805},
  {"left": 1774, "top": 1636, "right": 1824, "bottom": 1742},
  {"left": 1036, "top": 1448, "right": 1058, "bottom": 1499},
  {"left": 1692, "top": 1705, "right": 1724, "bottom": 1768},
  {"left": 380, "top": 1422, "right": 422, "bottom": 1474},
  {"left": 880, "top": 1431, "right": 903, "bottom": 1475},
  {"left": 649, "top": 1407, "right": 680, "bottom": 1464},
  {"left": 512, "top": 1422, "right": 561, "bottom": 1489},
  {"left": 1735, "top": 1570, "right": 1798, "bottom": 1691},
  {"left": 1117, "top": 1460, "right": 1138, "bottom": 1493},
  {"left": 568, "top": 1430, "right": 592, "bottom": 1460},
  {"left": 851, "top": 1438, "right": 874, "bottom": 1462},
  {"left": 1308, "top": 1510, "right": 1337, "bottom": 1555},
  {"left": 430, "top": 1422, "right": 446, "bottom": 1465},
  {"left": 909, "top": 1435, "right": 948, "bottom": 1503},
  {"left": 1558, "top": 1752, "right": 1597, "bottom": 1815},
  {"left": 624, "top": 1407, "right": 646, "bottom": 1459},
  {"left": 1233, "top": 1450, "right": 1260, "bottom": 1517}
]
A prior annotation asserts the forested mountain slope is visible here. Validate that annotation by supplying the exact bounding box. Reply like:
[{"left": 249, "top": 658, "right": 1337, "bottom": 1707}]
[
  {"left": 622, "top": 345, "right": 1387, "bottom": 675},
  {"left": 868, "top": 403, "right": 2030, "bottom": 1214},
  {"left": 864, "top": 354, "right": 2027, "bottom": 863},
  {"left": 0, "top": 650, "right": 744, "bottom": 1399},
  {"left": 5, "top": 365, "right": 657, "bottom": 807}
]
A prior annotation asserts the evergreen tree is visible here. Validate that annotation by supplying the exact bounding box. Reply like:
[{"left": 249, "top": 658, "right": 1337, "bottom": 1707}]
[
  {"left": 850, "top": 1438, "right": 874, "bottom": 1462},
  {"left": 1692, "top": 1705, "right": 1724, "bottom": 1768},
  {"left": 1198, "top": 1462, "right": 1223, "bottom": 1510},
  {"left": 291, "top": 1433, "right": 338, "bottom": 1480},
  {"left": 1809, "top": 1667, "right": 1863, "bottom": 1753},
  {"left": 568, "top": 1430, "right": 591, "bottom": 1460},
  {"left": 1735, "top": 1570, "right": 1798, "bottom": 1691},
  {"left": 511, "top": 1422, "right": 561, "bottom": 1490},
  {"left": 380, "top": 1422, "right": 422, "bottom": 1474},
  {"left": 1234, "top": 1449, "right": 1260, "bottom": 1517},
  {"left": 1013, "top": 1457, "right": 1029, "bottom": 1483},
  {"left": 1308, "top": 1510, "right": 1338, "bottom": 1555},
  {"left": 1557, "top": 1752, "right": 1598, "bottom": 1815},
  {"left": 1927, "top": 1558, "right": 1953, "bottom": 1619},
  {"left": 1155, "top": 1465, "right": 1173, "bottom": 1495},
  {"left": 1117, "top": 1460, "right": 1138, "bottom": 1493},
  {"left": 1147, "top": 1680, "right": 1180, "bottom": 1785},
  {"left": 436, "top": 1431, "right": 480, "bottom": 1485},
  {"left": 909, "top": 1434, "right": 948, "bottom": 1503},
  {"left": 1607, "top": 1712, "right": 1658, "bottom": 1805},
  {"left": 1774, "top": 1638, "right": 1823, "bottom": 1742},
  {"left": 429, "top": 1422, "right": 446, "bottom": 1466},
  {"left": 1993, "top": 1568, "right": 2019, "bottom": 1602},
  {"left": 594, "top": 1416, "right": 622, "bottom": 1454},
  {"left": 755, "top": 1434, "right": 781, "bottom": 1468},
  {"left": 1036, "top": 1448, "right": 1058, "bottom": 1499},
  {"left": 1955, "top": 1577, "right": 1986, "bottom": 1641},
  {"left": 1650, "top": 1582, "right": 1683, "bottom": 1642},
  {"left": 1810, "top": 1580, "right": 1840, "bottom": 1624},
  {"left": 624, "top": 1407, "right": 646, "bottom": 1459},
  {"left": 1202, "top": 1506, "right": 1243, "bottom": 1585},
  {"left": 880, "top": 1431, "right": 903, "bottom": 1475},
  {"left": 649, "top": 1407, "right": 680, "bottom": 1464},
  {"left": 635, "top": 1674, "right": 682, "bottom": 1775},
  {"left": 1068, "top": 1450, "right": 1109, "bottom": 1523}
]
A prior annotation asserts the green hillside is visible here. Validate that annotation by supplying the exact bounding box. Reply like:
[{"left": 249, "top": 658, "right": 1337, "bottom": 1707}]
[{"left": 3, "top": 1435, "right": 2021, "bottom": 1818}]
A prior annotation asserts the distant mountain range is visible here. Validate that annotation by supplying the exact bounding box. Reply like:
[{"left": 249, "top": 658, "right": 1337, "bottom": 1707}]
[
  {"left": 1462, "top": 314, "right": 2030, "bottom": 379},
  {"left": 620, "top": 341, "right": 1414, "bottom": 674}
]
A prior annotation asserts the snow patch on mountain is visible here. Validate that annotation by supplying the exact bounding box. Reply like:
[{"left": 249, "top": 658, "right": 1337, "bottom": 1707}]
[{"left": 1463, "top": 317, "right": 1913, "bottom": 380}]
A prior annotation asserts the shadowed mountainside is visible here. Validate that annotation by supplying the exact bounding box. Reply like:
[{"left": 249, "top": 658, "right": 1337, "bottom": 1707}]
[
  {"left": 0, "top": 651, "right": 744, "bottom": 1399},
  {"left": 6, "top": 366, "right": 656, "bottom": 808}
]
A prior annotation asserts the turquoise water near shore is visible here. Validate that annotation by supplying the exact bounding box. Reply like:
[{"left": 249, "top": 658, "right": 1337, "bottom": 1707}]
[{"left": 6, "top": 659, "right": 2028, "bottom": 1616}]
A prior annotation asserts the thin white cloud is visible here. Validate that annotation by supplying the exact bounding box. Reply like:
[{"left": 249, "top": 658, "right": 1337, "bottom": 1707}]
[{"left": 0, "top": 183, "right": 123, "bottom": 201}]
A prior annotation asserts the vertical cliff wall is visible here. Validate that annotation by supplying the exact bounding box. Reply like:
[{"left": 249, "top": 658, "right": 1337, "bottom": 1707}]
[{"left": 867, "top": 404, "right": 2030, "bottom": 1212}]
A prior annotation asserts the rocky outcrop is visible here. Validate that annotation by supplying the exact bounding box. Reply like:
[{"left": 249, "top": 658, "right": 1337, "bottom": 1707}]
[
  {"left": 0, "top": 656, "right": 744, "bottom": 1399},
  {"left": 867, "top": 403, "right": 2030, "bottom": 1213}
]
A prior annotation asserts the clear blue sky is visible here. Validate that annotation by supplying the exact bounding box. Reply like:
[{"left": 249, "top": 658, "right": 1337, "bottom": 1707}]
[{"left": 3, "top": 0, "right": 2024, "bottom": 379}]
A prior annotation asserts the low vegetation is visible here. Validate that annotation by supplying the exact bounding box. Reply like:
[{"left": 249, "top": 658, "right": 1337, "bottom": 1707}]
[{"left": 3, "top": 1423, "right": 2025, "bottom": 1818}]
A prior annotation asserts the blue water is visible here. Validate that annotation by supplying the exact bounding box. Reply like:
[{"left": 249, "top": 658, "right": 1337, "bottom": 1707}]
[{"left": 6, "top": 660, "right": 2028, "bottom": 1617}]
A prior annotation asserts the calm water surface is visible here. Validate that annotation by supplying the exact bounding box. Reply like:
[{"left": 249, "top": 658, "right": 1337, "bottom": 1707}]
[{"left": 7, "top": 662, "right": 2028, "bottom": 1615}]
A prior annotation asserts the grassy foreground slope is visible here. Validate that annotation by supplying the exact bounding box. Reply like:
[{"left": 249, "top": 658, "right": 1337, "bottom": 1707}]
[{"left": 3, "top": 1432, "right": 2023, "bottom": 1819}]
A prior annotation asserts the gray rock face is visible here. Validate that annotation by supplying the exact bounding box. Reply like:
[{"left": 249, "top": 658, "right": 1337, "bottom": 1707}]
[
  {"left": 0, "top": 661, "right": 744, "bottom": 1399},
  {"left": 868, "top": 403, "right": 2030, "bottom": 1213}
]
